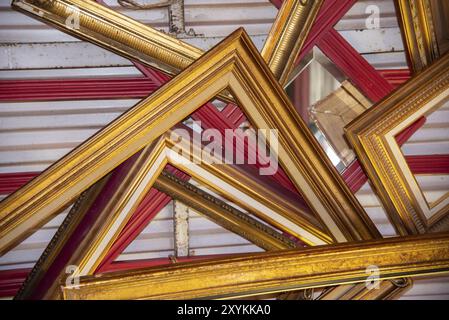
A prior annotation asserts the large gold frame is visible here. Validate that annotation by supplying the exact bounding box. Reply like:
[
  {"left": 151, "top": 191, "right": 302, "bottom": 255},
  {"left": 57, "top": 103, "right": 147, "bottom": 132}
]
[
  {"left": 346, "top": 53, "right": 449, "bottom": 236},
  {"left": 395, "top": 0, "right": 441, "bottom": 73},
  {"left": 0, "top": 29, "right": 378, "bottom": 256},
  {"left": 61, "top": 232, "right": 449, "bottom": 300},
  {"left": 16, "top": 125, "right": 328, "bottom": 299},
  {"left": 73, "top": 132, "right": 328, "bottom": 279}
]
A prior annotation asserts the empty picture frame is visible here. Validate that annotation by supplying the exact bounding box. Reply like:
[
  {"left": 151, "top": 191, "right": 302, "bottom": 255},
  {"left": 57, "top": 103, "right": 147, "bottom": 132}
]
[{"left": 346, "top": 53, "right": 449, "bottom": 235}]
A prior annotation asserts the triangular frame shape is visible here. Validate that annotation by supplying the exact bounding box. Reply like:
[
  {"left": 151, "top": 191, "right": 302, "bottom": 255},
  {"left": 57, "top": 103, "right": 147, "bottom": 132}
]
[
  {"left": 0, "top": 29, "right": 379, "bottom": 255},
  {"left": 17, "top": 129, "right": 322, "bottom": 299}
]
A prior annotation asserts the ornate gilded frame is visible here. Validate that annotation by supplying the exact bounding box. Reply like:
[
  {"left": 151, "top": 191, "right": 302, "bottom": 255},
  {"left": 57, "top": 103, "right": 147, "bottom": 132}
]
[
  {"left": 72, "top": 131, "right": 328, "bottom": 279},
  {"left": 154, "top": 170, "right": 298, "bottom": 251},
  {"left": 346, "top": 53, "right": 449, "bottom": 235},
  {"left": 16, "top": 121, "right": 329, "bottom": 298},
  {"left": 61, "top": 233, "right": 449, "bottom": 300},
  {"left": 18, "top": 142, "right": 303, "bottom": 299},
  {"left": 0, "top": 29, "right": 380, "bottom": 256},
  {"left": 12, "top": 0, "right": 322, "bottom": 88},
  {"left": 261, "top": 0, "right": 322, "bottom": 85},
  {"left": 395, "top": 0, "right": 441, "bottom": 73}
]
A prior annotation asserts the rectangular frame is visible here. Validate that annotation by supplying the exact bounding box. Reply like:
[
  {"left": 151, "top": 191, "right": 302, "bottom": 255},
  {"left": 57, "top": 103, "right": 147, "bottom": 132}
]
[
  {"left": 346, "top": 53, "right": 449, "bottom": 235},
  {"left": 61, "top": 233, "right": 449, "bottom": 300}
]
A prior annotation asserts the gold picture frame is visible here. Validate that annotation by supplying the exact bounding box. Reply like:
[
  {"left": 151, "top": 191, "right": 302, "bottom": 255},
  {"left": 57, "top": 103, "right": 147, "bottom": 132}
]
[
  {"left": 61, "top": 232, "right": 449, "bottom": 300},
  {"left": 346, "top": 53, "right": 449, "bottom": 235},
  {"left": 73, "top": 131, "right": 328, "bottom": 280},
  {"left": 18, "top": 124, "right": 323, "bottom": 299},
  {"left": 12, "top": 0, "right": 322, "bottom": 88},
  {"left": 26, "top": 135, "right": 307, "bottom": 298},
  {"left": 395, "top": 0, "right": 441, "bottom": 73},
  {"left": 0, "top": 29, "right": 379, "bottom": 256}
]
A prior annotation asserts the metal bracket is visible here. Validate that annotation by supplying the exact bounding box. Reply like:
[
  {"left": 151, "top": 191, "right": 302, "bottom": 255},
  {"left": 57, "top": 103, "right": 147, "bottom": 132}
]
[{"left": 118, "top": 0, "right": 203, "bottom": 37}]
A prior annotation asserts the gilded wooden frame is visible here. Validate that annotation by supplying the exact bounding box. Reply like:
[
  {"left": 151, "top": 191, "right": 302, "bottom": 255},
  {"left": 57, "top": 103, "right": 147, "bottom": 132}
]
[
  {"left": 16, "top": 124, "right": 326, "bottom": 299},
  {"left": 154, "top": 170, "right": 298, "bottom": 251},
  {"left": 317, "top": 279, "right": 412, "bottom": 300},
  {"left": 73, "top": 132, "right": 328, "bottom": 279},
  {"left": 61, "top": 232, "right": 449, "bottom": 300},
  {"left": 11, "top": 0, "right": 322, "bottom": 88},
  {"left": 261, "top": 0, "right": 322, "bottom": 85},
  {"left": 0, "top": 29, "right": 379, "bottom": 256},
  {"left": 18, "top": 174, "right": 299, "bottom": 299},
  {"left": 346, "top": 53, "right": 449, "bottom": 236},
  {"left": 395, "top": 0, "right": 441, "bottom": 73}
]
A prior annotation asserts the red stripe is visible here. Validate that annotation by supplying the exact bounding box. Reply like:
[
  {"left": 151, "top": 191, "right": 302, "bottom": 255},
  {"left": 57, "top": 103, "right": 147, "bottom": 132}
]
[
  {"left": 269, "top": 0, "right": 283, "bottom": 9},
  {"left": 343, "top": 154, "right": 449, "bottom": 193},
  {"left": 0, "top": 268, "right": 30, "bottom": 298},
  {"left": 101, "top": 255, "right": 239, "bottom": 273},
  {"left": 341, "top": 161, "right": 369, "bottom": 194},
  {"left": 221, "top": 103, "right": 247, "bottom": 128},
  {"left": 317, "top": 29, "right": 394, "bottom": 102},
  {"left": 0, "top": 78, "right": 158, "bottom": 101},
  {"left": 378, "top": 69, "right": 411, "bottom": 88},
  {"left": 0, "top": 69, "right": 408, "bottom": 104},
  {"left": 0, "top": 172, "right": 39, "bottom": 194},
  {"left": 405, "top": 155, "right": 449, "bottom": 174},
  {"left": 298, "top": 0, "right": 358, "bottom": 62}
]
